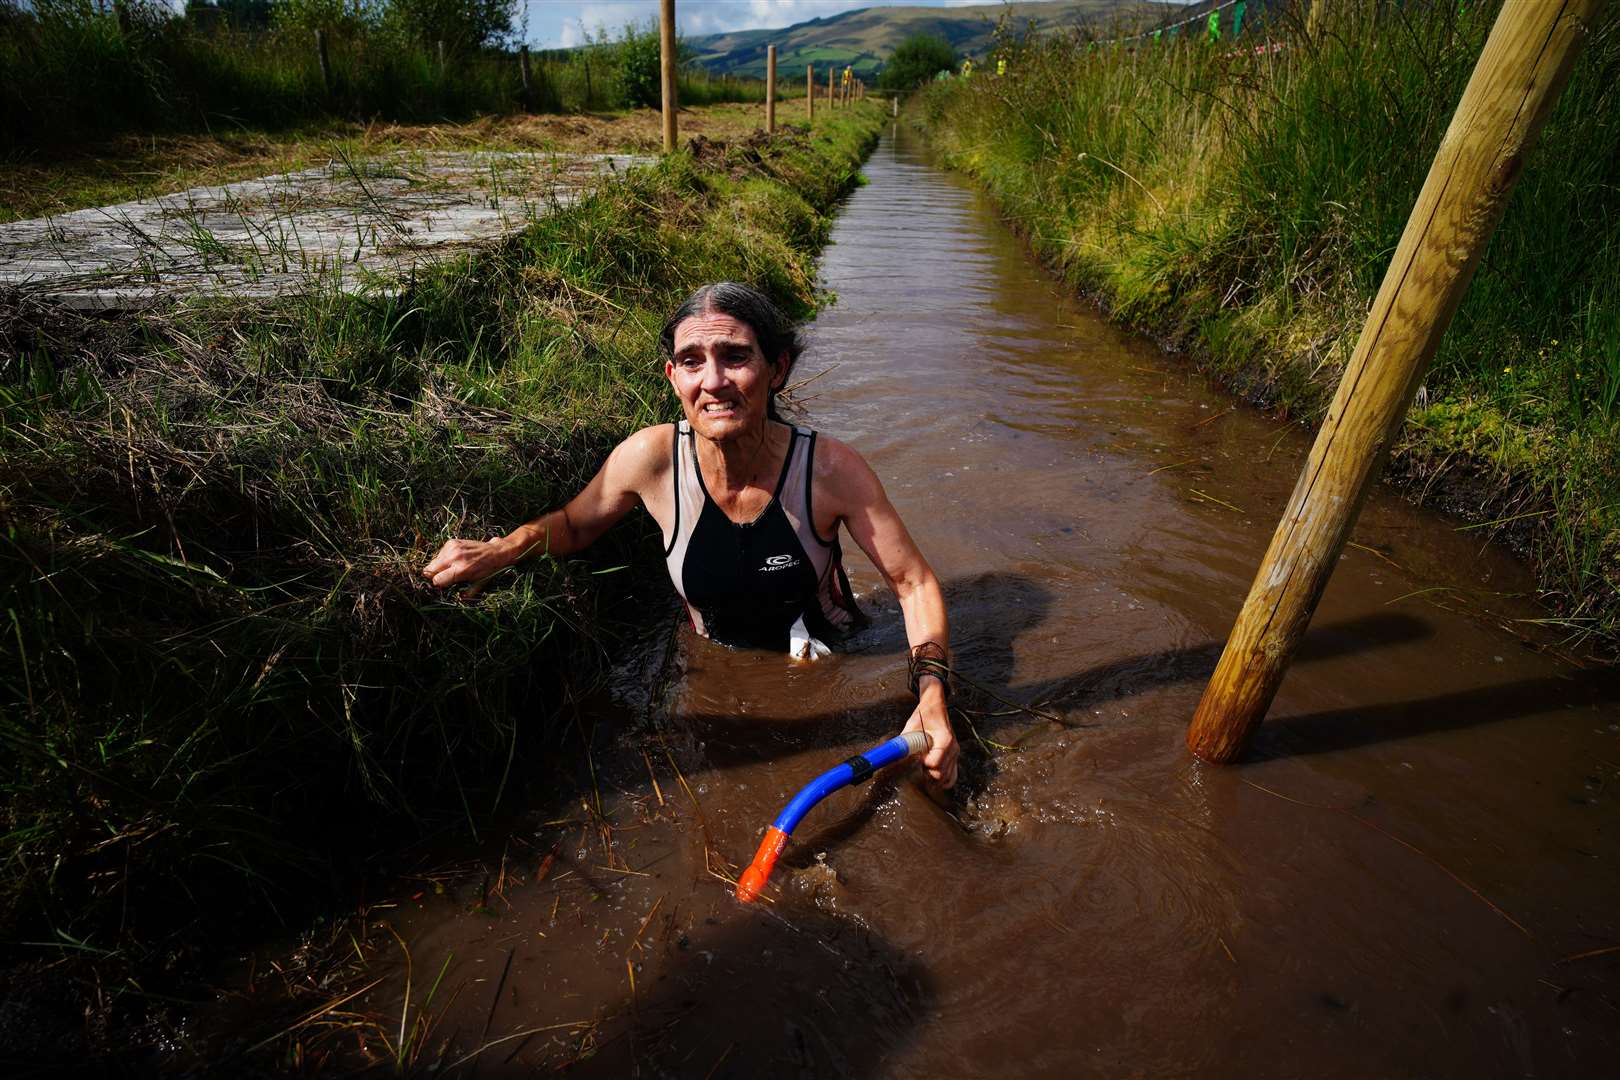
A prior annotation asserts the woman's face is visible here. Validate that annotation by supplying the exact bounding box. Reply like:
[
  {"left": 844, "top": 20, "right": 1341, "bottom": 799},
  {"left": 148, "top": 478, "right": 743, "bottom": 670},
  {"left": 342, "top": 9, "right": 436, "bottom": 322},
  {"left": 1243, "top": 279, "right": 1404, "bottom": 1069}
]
[{"left": 666, "top": 311, "right": 785, "bottom": 444}]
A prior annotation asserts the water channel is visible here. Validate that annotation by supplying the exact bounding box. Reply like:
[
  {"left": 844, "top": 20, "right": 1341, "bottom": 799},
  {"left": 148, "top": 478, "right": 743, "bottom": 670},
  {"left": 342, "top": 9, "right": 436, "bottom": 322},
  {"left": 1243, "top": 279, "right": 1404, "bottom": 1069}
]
[{"left": 340, "top": 127, "right": 1619, "bottom": 1076}]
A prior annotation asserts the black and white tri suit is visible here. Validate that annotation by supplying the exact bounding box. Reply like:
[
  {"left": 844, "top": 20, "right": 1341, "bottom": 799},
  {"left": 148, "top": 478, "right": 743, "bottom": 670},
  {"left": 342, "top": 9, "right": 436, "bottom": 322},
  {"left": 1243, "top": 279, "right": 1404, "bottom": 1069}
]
[{"left": 663, "top": 420, "right": 866, "bottom": 652}]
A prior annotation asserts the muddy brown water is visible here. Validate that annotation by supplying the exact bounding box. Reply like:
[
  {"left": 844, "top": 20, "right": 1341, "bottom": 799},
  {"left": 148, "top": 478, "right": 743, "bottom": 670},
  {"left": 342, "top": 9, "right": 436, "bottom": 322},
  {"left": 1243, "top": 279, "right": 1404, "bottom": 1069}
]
[{"left": 322, "top": 129, "right": 1618, "bottom": 1076}]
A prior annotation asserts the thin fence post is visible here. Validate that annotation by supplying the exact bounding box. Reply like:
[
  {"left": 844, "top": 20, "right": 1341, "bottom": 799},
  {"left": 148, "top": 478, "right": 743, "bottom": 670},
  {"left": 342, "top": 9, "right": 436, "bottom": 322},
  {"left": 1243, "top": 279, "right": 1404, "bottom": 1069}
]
[
  {"left": 828, "top": 66, "right": 835, "bottom": 107},
  {"left": 519, "top": 45, "right": 532, "bottom": 112},
  {"left": 584, "top": 55, "right": 593, "bottom": 107},
  {"left": 437, "top": 39, "right": 446, "bottom": 74},
  {"left": 315, "top": 28, "right": 331, "bottom": 98},
  {"left": 1186, "top": 0, "right": 1607, "bottom": 764},
  {"left": 807, "top": 63, "right": 814, "bottom": 123},
  {"left": 766, "top": 44, "right": 776, "bottom": 132},
  {"left": 660, "top": 0, "right": 677, "bottom": 152}
]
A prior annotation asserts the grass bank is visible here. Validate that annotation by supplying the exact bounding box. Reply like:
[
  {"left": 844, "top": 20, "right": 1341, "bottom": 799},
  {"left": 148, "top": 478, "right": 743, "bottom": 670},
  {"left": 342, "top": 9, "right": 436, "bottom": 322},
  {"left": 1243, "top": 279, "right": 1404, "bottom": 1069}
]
[
  {"left": 0, "top": 101, "right": 887, "bottom": 1053},
  {"left": 913, "top": 3, "right": 1620, "bottom": 652}
]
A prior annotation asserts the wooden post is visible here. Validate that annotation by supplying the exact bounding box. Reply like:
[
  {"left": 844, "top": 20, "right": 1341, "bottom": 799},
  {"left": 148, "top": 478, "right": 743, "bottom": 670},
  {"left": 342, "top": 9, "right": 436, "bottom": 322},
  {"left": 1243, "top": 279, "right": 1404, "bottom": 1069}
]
[
  {"left": 660, "top": 0, "right": 678, "bottom": 152},
  {"left": 437, "top": 39, "right": 446, "bottom": 74},
  {"left": 1307, "top": 0, "right": 1325, "bottom": 38},
  {"left": 1186, "top": 0, "right": 1606, "bottom": 764},
  {"left": 828, "top": 66, "right": 835, "bottom": 107},
  {"left": 315, "top": 28, "right": 331, "bottom": 97},
  {"left": 766, "top": 45, "right": 777, "bottom": 133},
  {"left": 519, "top": 45, "right": 532, "bottom": 112},
  {"left": 807, "top": 63, "right": 814, "bottom": 123}
]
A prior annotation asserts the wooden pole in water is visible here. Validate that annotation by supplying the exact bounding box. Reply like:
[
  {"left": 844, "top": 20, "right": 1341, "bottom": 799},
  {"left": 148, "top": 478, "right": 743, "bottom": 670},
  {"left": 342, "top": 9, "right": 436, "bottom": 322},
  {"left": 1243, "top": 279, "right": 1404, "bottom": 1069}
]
[
  {"left": 807, "top": 63, "right": 814, "bottom": 123},
  {"left": 660, "top": 0, "right": 677, "bottom": 152},
  {"left": 1187, "top": 0, "right": 1605, "bottom": 764},
  {"left": 766, "top": 44, "right": 777, "bottom": 132}
]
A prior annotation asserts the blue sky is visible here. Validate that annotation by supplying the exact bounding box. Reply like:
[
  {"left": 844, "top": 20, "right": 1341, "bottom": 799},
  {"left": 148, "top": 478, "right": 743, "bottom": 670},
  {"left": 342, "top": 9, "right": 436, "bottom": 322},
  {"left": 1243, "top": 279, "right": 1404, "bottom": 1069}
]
[{"left": 521, "top": 0, "right": 1066, "bottom": 49}]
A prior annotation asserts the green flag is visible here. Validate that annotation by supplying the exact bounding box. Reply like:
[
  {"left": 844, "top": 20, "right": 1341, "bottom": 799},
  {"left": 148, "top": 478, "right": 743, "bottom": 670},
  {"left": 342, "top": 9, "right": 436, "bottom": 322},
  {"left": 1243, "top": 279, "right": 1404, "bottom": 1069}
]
[
  {"left": 1234, "top": 0, "right": 1246, "bottom": 37},
  {"left": 1207, "top": 9, "right": 1221, "bottom": 42},
  {"left": 1153, "top": 28, "right": 1162, "bottom": 43}
]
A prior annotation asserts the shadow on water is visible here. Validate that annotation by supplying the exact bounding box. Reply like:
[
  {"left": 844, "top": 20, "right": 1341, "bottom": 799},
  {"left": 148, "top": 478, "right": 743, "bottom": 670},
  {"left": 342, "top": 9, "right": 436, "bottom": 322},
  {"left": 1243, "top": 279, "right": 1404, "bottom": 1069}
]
[
  {"left": 540, "top": 910, "right": 934, "bottom": 1077},
  {"left": 1256, "top": 669, "right": 1620, "bottom": 760},
  {"left": 691, "top": 568, "right": 1444, "bottom": 769}
]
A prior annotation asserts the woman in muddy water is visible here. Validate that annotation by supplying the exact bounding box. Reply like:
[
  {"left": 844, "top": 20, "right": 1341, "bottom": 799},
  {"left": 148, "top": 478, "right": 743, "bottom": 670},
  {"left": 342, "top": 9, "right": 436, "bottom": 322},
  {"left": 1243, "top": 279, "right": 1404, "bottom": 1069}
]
[{"left": 422, "top": 282, "right": 959, "bottom": 787}]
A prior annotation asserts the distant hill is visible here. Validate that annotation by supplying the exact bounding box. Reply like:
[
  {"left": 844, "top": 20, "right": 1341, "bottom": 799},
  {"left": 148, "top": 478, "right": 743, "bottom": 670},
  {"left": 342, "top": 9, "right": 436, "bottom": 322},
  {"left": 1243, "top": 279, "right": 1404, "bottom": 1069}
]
[{"left": 687, "top": 1, "right": 1180, "bottom": 80}]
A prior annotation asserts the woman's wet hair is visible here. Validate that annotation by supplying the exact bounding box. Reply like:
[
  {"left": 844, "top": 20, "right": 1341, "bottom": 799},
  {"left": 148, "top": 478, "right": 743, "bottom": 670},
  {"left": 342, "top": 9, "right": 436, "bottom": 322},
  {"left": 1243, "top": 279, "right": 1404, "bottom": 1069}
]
[{"left": 660, "top": 282, "right": 805, "bottom": 421}]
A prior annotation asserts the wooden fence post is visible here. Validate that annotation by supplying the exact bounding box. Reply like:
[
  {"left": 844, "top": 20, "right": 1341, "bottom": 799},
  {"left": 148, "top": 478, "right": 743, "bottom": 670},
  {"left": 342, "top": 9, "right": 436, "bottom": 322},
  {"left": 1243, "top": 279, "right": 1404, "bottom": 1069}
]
[
  {"left": 766, "top": 44, "right": 776, "bottom": 132},
  {"left": 807, "top": 63, "right": 814, "bottom": 123},
  {"left": 1186, "top": 0, "right": 1607, "bottom": 764},
  {"left": 519, "top": 45, "right": 532, "bottom": 112},
  {"left": 828, "top": 66, "right": 835, "bottom": 107},
  {"left": 1308, "top": 0, "right": 1326, "bottom": 38},
  {"left": 437, "top": 39, "right": 446, "bottom": 74},
  {"left": 315, "top": 28, "right": 331, "bottom": 98},
  {"left": 660, "top": 0, "right": 677, "bottom": 152}
]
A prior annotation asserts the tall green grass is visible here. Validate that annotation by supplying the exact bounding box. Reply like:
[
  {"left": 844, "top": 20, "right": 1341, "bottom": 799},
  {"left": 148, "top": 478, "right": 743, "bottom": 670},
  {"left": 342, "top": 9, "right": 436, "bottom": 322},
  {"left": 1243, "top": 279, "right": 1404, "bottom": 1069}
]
[
  {"left": 0, "top": 4, "right": 769, "bottom": 150},
  {"left": 0, "top": 106, "right": 885, "bottom": 989},
  {"left": 916, "top": 1, "right": 1620, "bottom": 648}
]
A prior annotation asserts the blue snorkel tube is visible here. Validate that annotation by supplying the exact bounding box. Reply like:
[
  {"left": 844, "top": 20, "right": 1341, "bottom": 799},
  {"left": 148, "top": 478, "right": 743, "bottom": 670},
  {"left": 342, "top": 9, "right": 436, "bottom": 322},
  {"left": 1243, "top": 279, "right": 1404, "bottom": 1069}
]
[{"left": 736, "top": 730, "right": 931, "bottom": 902}]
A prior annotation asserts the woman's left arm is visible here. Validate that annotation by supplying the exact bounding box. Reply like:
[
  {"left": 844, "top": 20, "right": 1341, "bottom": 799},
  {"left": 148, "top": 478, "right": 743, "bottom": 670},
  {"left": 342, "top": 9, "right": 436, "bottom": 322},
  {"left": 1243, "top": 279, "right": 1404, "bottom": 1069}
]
[{"left": 819, "top": 438, "right": 958, "bottom": 788}]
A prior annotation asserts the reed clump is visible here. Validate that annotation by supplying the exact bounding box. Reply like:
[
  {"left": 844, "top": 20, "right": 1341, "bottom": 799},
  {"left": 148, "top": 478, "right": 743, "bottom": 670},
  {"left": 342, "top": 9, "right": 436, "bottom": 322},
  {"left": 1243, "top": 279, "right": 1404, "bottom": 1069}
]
[
  {"left": 915, "top": 2, "right": 1620, "bottom": 651},
  {"left": 0, "top": 105, "right": 887, "bottom": 1015}
]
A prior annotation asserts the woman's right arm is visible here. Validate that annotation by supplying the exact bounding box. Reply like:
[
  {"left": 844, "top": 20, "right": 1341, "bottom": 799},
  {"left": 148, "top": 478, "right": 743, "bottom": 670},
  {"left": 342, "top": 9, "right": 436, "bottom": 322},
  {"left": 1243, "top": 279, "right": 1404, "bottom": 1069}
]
[{"left": 422, "top": 425, "right": 670, "bottom": 591}]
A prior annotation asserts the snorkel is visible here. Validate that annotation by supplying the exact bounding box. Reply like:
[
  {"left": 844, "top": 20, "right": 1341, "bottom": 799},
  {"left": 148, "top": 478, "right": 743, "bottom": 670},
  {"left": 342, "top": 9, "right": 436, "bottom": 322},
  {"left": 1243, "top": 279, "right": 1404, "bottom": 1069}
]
[{"left": 735, "top": 730, "right": 932, "bottom": 902}]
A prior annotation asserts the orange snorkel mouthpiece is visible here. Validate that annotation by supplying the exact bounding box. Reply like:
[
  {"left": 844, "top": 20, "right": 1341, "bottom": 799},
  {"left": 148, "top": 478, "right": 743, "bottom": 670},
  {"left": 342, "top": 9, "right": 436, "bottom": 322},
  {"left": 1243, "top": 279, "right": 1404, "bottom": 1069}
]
[{"left": 735, "top": 826, "right": 789, "bottom": 903}]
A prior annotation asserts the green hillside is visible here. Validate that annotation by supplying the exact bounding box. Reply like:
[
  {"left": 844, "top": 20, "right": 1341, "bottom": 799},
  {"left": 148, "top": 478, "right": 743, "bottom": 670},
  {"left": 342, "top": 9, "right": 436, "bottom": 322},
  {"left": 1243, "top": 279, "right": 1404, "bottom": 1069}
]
[{"left": 689, "top": 1, "right": 1176, "bottom": 80}]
